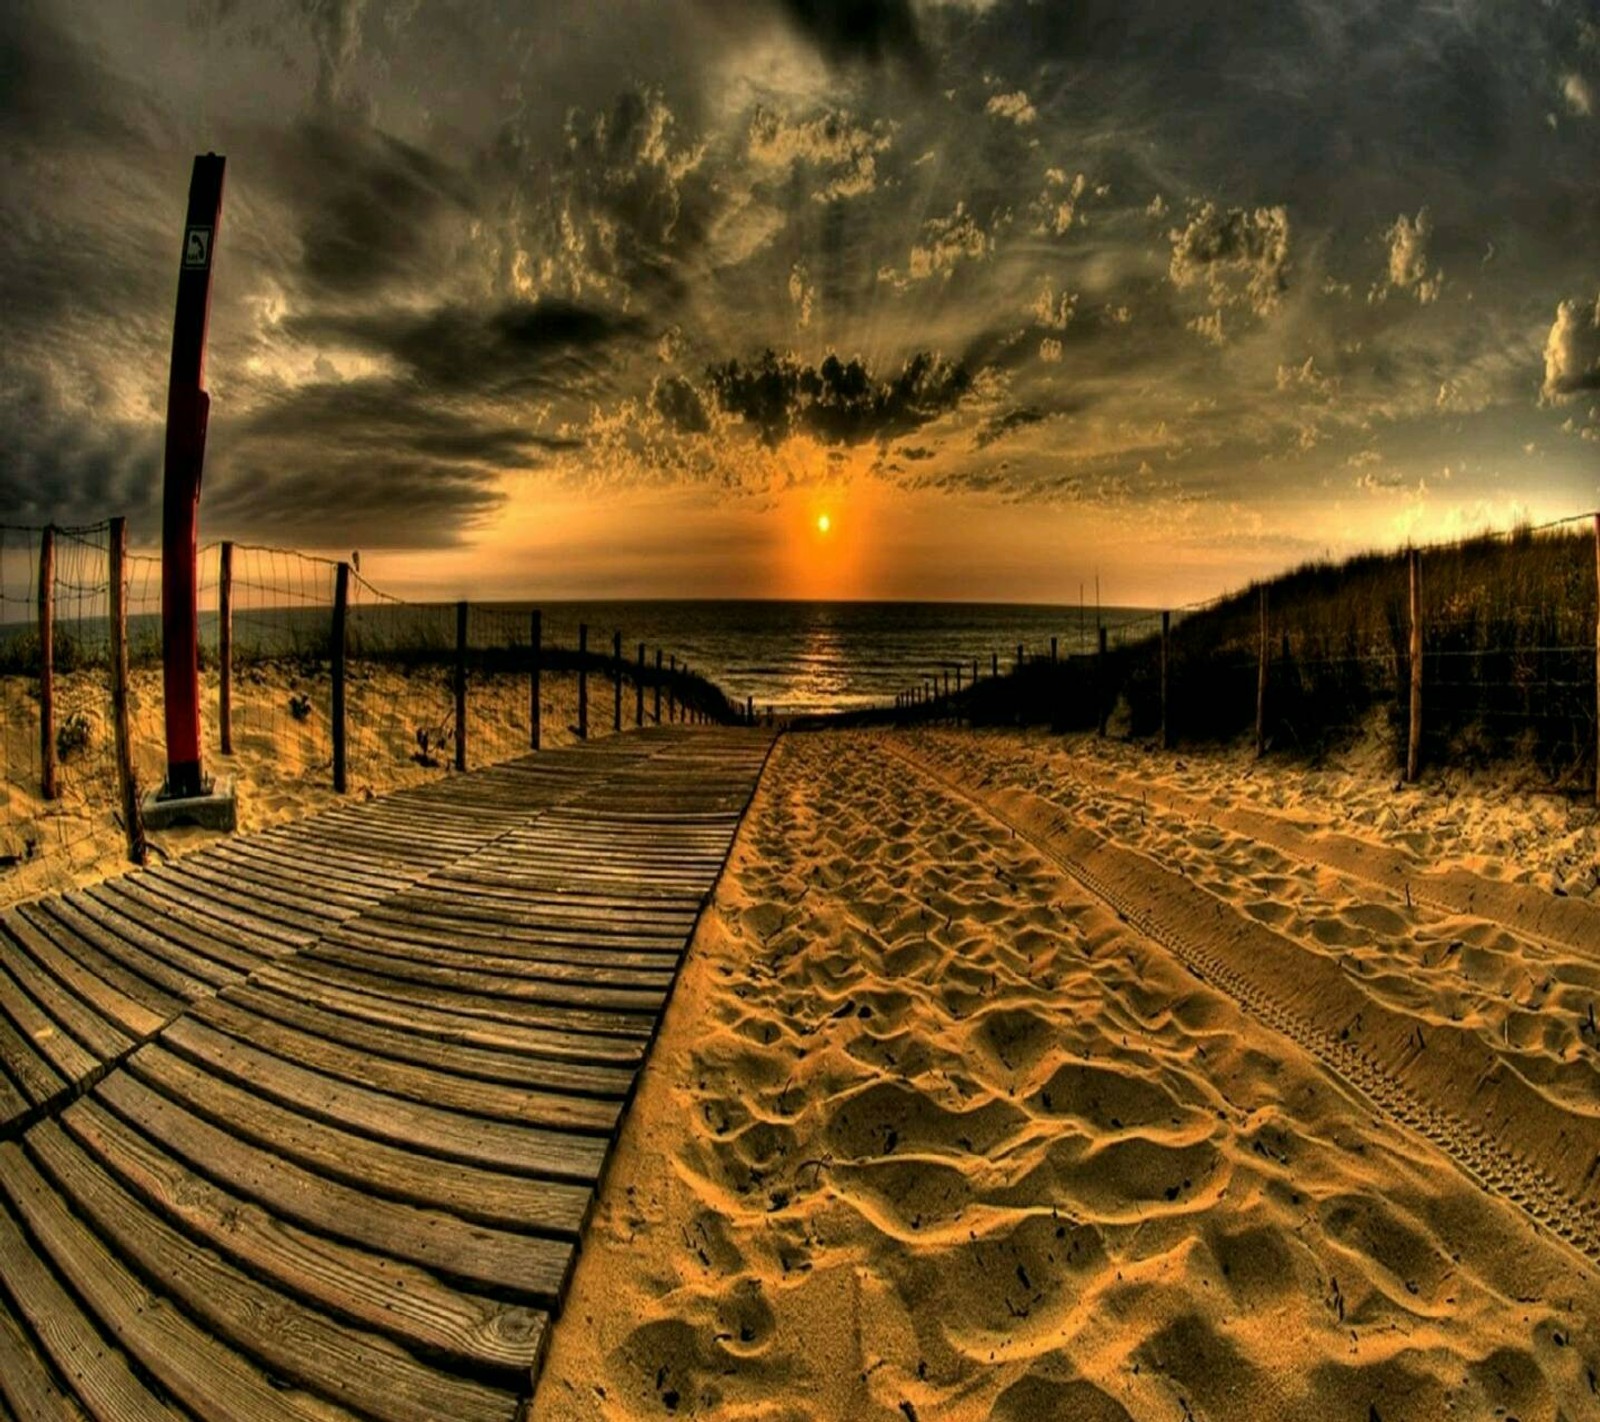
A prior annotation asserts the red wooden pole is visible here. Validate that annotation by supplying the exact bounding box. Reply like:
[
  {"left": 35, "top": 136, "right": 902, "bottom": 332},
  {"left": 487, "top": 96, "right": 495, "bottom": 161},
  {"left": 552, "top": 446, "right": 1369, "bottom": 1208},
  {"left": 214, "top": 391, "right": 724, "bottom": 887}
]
[{"left": 160, "top": 153, "right": 225, "bottom": 799}]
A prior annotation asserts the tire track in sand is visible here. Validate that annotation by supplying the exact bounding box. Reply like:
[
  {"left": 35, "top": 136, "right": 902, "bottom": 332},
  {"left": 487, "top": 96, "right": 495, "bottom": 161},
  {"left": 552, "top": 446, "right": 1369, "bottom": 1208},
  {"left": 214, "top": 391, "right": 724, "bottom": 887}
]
[{"left": 885, "top": 739, "right": 1600, "bottom": 1274}]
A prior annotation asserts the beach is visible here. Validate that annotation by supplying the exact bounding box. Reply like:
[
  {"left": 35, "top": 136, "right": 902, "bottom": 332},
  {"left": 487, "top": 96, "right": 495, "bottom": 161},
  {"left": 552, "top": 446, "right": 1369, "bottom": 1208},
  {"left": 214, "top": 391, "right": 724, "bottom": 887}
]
[{"left": 535, "top": 727, "right": 1600, "bottom": 1421}]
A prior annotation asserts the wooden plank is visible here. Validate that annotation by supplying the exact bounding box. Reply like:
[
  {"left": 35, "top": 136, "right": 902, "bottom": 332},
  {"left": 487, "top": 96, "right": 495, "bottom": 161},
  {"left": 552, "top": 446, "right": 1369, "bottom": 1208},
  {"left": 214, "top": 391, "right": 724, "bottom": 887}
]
[
  {"left": 0, "top": 1016, "right": 69, "bottom": 1112},
  {"left": 263, "top": 957, "right": 652, "bottom": 1054},
  {"left": 246, "top": 964, "right": 647, "bottom": 1069},
  {"left": 213, "top": 837, "right": 407, "bottom": 897},
  {"left": 17, "top": 905, "right": 191, "bottom": 1018},
  {"left": 145, "top": 862, "right": 336, "bottom": 937},
  {"left": 59, "top": 889, "right": 251, "bottom": 989},
  {"left": 220, "top": 982, "right": 634, "bottom": 1098},
  {"left": 0, "top": 963, "right": 98, "bottom": 1087},
  {"left": 85, "top": 878, "right": 292, "bottom": 967},
  {"left": 0, "top": 1288, "right": 92, "bottom": 1421},
  {"left": 40, "top": 897, "right": 227, "bottom": 1001},
  {"left": 90, "top": 1074, "right": 572, "bottom": 1299},
  {"left": 159, "top": 1018, "right": 610, "bottom": 1183},
  {"left": 127, "top": 1046, "right": 590, "bottom": 1234},
  {"left": 25, "top": 1123, "right": 519, "bottom": 1422},
  {"left": 0, "top": 1072, "right": 28, "bottom": 1129},
  {"left": 183, "top": 845, "right": 375, "bottom": 912},
  {"left": 0, "top": 949, "right": 131, "bottom": 1069},
  {"left": 189, "top": 995, "right": 622, "bottom": 1133},
  {"left": 120, "top": 870, "right": 307, "bottom": 946},
  {"left": 326, "top": 922, "right": 680, "bottom": 981},
  {"left": 58, "top": 1097, "right": 547, "bottom": 1375},
  {"left": 305, "top": 942, "right": 669, "bottom": 1016},
  {"left": 0, "top": 1195, "right": 178, "bottom": 1422},
  {"left": 0, "top": 1140, "right": 369, "bottom": 1422},
  {"left": 331, "top": 911, "right": 686, "bottom": 966},
  {"left": 0, "top": 915, "right": 167, "bottom": 1042}
]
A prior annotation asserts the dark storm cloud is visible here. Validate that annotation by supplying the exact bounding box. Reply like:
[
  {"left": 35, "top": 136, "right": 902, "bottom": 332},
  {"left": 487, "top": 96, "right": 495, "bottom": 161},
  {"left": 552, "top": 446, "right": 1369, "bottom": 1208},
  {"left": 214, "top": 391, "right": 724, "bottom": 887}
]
[
  {"left": 704, "top": 350, "right": 971, "bottom": 446},
  {"left": 770, "top": 0, "right": 926, "bottom": 71},
  {"left": 289, "top": 297, "right": 646, "bottom": 396},
  {"left": 652, "top": 375, "right": 712, "bottom": 435},
  {"left": 206, "top": 378, "right": 567, "bottom": 544}
]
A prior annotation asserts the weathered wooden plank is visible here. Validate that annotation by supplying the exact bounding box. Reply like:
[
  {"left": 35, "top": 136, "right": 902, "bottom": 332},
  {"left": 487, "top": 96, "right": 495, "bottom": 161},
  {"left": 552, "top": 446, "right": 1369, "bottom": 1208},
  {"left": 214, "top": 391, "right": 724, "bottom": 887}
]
[
  {"left": 0, "top": 945, "right": 131, "bottom": 1068},
  {"left": 323, "top": 924, "right": 679, "bottom": 985},
  {"left": 59, "top": 889, "right": 251, "bottom": 990},
  {"left": 220, "top": 982, "right": 635, "bottom": 1098},
  {"left": 190, "top": 995, "right": 622, "bottom": 1133},
  {"left": 305, "top": 942, "right": 668, "bottom": 1017},
  {"left": 160, "top": 1018, "right": 610, "bottom": 1182},
  {"left": 81, "top": 881, "right": 271, "bottom": 977},
  {"left": 264, "top": 956, "right": 653, "bottom": 1052},
  {"left": 0, "top": 1195, "right": 177, "bottom": 1422},
  {"left": 58, "top": 1097, "right": 548, "bottom": 1375},
  {"left": 246, "top": 963, "right": 647, "bottom": 1069},
  {"left": 0, "top": 1288, "right": 92, "bottom": 1421},
  {"left": 20, "top": 903, "right": 199, "bottom": 1012},
  {"left": 145, "top": 861, "right": 336, "bottom": 936},
  {"left": 0, "top": 1072, "right": 29, "bottom": 1128},
  {"left": 0, "top": 1016, "right": 70, "bottom": 1112},
  {"left": 0, "top": 914, "right": 169, "bottom": 1043},
  {"left": 183, "top": 844, "right": 376, "bottom": 912},
  {"left": 91, "top": 1074, "right": 573, "bottom": 1298},
  {"left": 331, "top": 911, "right": 686, "bottom": 966},
  {"left": 85, "top": 878, "right": 292, "bottom": 967},
  {"left": 0, "top": 963, "right": 98, "bottom": 1087},
  {"left": 127, "top": 1046, "right": 591, "bottom": 1234},
  {"left": 25, "top": 1123, "right": 519, "bottom": 1422},
  {"left": 0, "top": 1141, "right": 359, "bottom": 1422}
]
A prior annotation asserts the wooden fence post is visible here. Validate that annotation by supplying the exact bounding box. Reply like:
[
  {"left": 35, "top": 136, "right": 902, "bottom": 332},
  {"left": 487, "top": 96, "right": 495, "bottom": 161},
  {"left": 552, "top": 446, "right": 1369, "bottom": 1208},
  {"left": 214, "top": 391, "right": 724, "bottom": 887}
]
[
  {"left": 39, "top": 525, "right": 56, "bottom": 800},
  {"left": 108, "top": 518, "right": 146, "bottom": 865},
  {"left": 669, "top": 656, "right": 677, "bottom": 722},
  {"left": 956, "top": 666, "right": 963, "bottom": 694},
  {"left": 218, "top": 540, "right": 233, "bottom": 755},
  {"left": 577, "top": 622, "right": 588, "bottom": 740},
  {"left": 1255, "top": 586, "right": 1268, "bottom": 760},
  {"left": 530, "top": 610, "right": 542, "bottom": 751},
  {"left": 746, "top": 695, "right": 753, "bottom": 725},
  {"left": 654, "top": 648, "right": 663, "bottom": 724},
  {"left": 1407, "top": 547, "right": 1423, "bottom": 783},
  {"left": 636, "top": 642, "right": 645, "bottom": 727},
  {"left": 943, "top": 669, "right": 950, "bottom": 698},
  {"left": 455, "top": 600, "right": 468, "bottom": 770},
  {"left": 1160, "top": 609, "right": 1171, "bottom": 750},
  {"left": 1097, "top": 626, "right": 1108, "bottom": 737},
  {"left": 1593, "top": 513, "right": 1599, "bottom": 807},
  {"left": 612, "top": 630, "right": 623, "bottom": 733},
  {"left": 332, "top": 561, "right": 349, "bottom": 793}
]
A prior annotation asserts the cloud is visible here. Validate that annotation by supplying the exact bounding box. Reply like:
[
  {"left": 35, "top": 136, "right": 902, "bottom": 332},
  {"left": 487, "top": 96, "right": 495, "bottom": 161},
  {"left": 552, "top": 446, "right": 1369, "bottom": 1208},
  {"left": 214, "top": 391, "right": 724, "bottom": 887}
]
[
  {"left": 1038, "top": 338, "right": 1062, "bottom": 363},
  {"left": 1373, "top": 208, "right": 1443, "bottom": 304},
  {"left": 1562, "top": 72, "right": 1593, "bottom": 117},
  {"left": 651, "top": 374, "right": 712, "bottom": 434},
  {"left": 1167, "top": 201, "right": 1290, "bottom": 319},
  {"left": 1539, "top": 295, "right": 1600, "bottom": 403},
  {"left": 1033, "top": 169, "right": 1088, "bottom": 236},
  {"left": 787, "top": 261, "right": 815, "bottom": 326},
  {"left": 985, "top": 89, "right": 1037, "bottom": 125},
  {"left": 766, "top": 0, "right": 926, "bottom": 71},
  {"left": 296, "top": 0, "right": 369, "bottom": 108},
  {"left": 288, "top": 297, "right": 646, "bottom": 397},
  {"left": 1029, "top": 281, "right": 1076, "bottom": 330},
  {"left": 747, "top": 106, "right": 893, "bottom": 202},
  {"left": 704, "top": 348, "right": 971, "bottom": 445},
  {"left": 906, "top": 202, "right": 990, "bottom": 281}
]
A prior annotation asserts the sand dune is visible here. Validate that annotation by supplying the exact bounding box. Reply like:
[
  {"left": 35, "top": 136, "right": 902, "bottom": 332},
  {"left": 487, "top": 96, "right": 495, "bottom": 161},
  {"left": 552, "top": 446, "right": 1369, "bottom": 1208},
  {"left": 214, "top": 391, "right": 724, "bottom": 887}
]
[{"left": 534, "top": 730, "right": 1600, "bottom": 1421}]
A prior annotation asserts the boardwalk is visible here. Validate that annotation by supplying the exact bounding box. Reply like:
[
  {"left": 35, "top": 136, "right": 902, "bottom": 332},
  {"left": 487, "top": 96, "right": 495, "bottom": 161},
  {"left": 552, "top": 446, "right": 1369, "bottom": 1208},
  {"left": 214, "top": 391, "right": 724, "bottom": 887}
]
[{"left": 0, "top": 726, "right": 772, "bottom": 1421}]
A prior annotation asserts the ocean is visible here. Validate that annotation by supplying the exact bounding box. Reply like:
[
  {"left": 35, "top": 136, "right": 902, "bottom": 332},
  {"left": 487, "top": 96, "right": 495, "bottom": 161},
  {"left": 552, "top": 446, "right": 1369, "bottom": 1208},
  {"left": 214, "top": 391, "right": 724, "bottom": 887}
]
[
  {"left": 502, "top": 601, "right": 1159, "bottom": 716},
  {"left": 2, "top": 600, "right": 1160, "bottom": 718}
]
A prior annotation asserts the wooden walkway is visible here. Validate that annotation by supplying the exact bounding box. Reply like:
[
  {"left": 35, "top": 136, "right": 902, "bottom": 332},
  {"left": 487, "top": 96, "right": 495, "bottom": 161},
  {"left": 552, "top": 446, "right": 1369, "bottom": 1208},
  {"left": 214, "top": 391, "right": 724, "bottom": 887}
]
[{"left": 0, "top": 726, "right": 772, "bottom": 1421}]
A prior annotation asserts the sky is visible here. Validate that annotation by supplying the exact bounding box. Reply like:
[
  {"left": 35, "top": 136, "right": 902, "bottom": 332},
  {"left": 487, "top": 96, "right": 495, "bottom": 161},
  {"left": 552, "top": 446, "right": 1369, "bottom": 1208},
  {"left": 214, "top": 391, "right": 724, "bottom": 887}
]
[{"left": 2, "top": 0, "right": 1598, "bottom": 604}]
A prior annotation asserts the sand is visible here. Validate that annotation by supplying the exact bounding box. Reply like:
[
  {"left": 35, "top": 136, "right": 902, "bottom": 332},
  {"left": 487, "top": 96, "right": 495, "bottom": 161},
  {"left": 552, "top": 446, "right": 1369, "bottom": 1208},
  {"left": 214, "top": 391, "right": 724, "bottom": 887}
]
[
  {"left": 0, "top": 662, "right": 615, "bottom": 908},
  {"left": 535, "top": 728, "right": 1600, "bottom": 1421}
]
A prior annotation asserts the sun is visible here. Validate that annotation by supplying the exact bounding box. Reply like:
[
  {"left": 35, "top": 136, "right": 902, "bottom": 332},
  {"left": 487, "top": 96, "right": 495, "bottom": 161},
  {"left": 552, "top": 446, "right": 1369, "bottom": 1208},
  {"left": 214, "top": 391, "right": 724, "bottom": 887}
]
[{"left": 817, "top": 513, "right": 831, "bottom": 535}]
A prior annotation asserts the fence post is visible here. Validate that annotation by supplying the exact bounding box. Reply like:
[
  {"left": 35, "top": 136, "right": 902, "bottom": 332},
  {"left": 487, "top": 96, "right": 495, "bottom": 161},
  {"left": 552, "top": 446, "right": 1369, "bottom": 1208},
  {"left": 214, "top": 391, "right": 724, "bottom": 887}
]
[
  {"left": 611, "top": 630, "right": 622, "bottom": 733},
  {"left": 455, "top": 600, "right": 468, "bottom": 771},
  {"left": 1407, "top": 547, "right": 1423, "bottom": 783},
  {"left": 577, "top": 622, "right": 588, "bottom": 740},
  {"left": 530, "top": 610, "right": 541, "bottom": 751},
  {"left": 1160, "top": 609, "right": 1171, "bottom": 750},
  {"left": 108, "top": 518, "right": 146, "bottom": 865},
  {"left": 332, "top": 561, "right": 349, "bottom": 793},
  {"left": 1255, "top": 586, "right": 1268, "bottom": 760},
  {"left": 218, "top": 540, "right": 233, "bottom": 755},
  {"left": 956, "top": 666, "right": 963, "bottom": 694},
  {"left": 636, "top": 642, "right": 645, "bottom": 727},
  {"left": 38, "top": 525, "right": 57, "bottom": 800},
  {"left": 669, "top": 655, "right": 677, "bottom": 722},
  {"left": 1593, "top": 513, "right": 1599, "bottom": 808},
  {"left": 746, "top": 694, "right": 753, "bottom": 725},
  {"left": 1097, "top": 626, "right": 1108, "bottom": 737},
  {"left": 654, "top": 648, "right": 663, "bottom": 724}
]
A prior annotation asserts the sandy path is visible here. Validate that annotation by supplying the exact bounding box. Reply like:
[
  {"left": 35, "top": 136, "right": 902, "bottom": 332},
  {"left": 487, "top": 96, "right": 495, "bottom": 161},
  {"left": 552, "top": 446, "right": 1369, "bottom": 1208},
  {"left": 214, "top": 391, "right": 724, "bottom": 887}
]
[{"left": 533, "top": 731, "right": 1600, "bottom": 1422}]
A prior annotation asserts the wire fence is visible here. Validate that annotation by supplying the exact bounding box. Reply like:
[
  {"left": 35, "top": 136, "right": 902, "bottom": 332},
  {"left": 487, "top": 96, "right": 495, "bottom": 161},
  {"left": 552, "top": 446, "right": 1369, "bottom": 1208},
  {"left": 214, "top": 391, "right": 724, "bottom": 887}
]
[
  {"left": 893, "top": 512, "right": 1600, "bottom": 796},
  {"left": 1, "top": 526, "right": 740, "bottom": 904}
]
